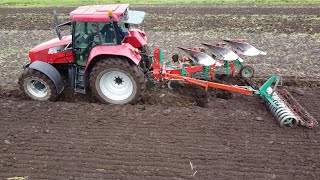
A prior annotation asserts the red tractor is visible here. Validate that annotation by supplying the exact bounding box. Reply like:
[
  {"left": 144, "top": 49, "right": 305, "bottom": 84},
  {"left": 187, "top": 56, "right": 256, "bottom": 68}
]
[{"left": 19, "top": 4, "right": 151, "bottom": 104}]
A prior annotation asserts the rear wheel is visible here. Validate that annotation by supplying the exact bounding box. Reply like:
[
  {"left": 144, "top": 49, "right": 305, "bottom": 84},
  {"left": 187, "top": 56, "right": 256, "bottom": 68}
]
[
  {"left": 239, "top": 65, "right": 254, "bottom": 78},
  {"left": 18, "top": 68, "right": 57, "bottom": 101},
  {"left": 90, "top": 57, "right": 146, "bottom": 104}
]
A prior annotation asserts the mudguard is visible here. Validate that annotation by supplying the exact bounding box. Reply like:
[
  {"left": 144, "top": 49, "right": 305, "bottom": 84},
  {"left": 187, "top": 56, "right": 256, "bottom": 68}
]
[
  {"left": 28, "top": 61, "right": 64, "bottom": 94},
  {"left": 85, "top": 43, "right": 141, "bottom": 72},
  {"left": 123, "top": 29, "right": 147, "bottom": 48}
]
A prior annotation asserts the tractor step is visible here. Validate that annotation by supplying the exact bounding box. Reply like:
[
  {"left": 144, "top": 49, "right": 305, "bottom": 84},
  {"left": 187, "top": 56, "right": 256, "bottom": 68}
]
[{"left": 74, "top": 67, "right": 86, "bottom": 94}]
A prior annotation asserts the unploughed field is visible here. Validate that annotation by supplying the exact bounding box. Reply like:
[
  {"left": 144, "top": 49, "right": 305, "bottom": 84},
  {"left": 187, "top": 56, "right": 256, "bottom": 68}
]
[{"left": 0, "top": 5, "right": 320, "bottom": 180}]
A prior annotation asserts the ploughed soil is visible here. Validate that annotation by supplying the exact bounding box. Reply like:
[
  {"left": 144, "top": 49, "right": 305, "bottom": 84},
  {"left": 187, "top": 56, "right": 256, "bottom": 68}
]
[
  {"left": 1, "top": 5, "right": 320, "bottom": 34},
  {"left": 0, "top": 5, "right": 320, "bottom": 180}
]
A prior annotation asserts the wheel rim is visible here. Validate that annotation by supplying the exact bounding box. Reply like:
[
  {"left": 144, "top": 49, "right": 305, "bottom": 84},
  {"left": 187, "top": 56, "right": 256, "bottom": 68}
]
[
  {"left": 27, "top": 79, "right": 48, "bottom": 98},
  {"left": 241, "top": 67, "right": 254, "bottom": 78},
  {"left": 100, "top": 70, "right": 134, "bottom": 101}
]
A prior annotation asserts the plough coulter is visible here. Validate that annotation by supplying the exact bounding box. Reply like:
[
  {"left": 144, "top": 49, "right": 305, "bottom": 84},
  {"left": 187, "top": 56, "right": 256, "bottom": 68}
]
[{"left": 18, "top": 4, "right": 317, "bottom": 128}]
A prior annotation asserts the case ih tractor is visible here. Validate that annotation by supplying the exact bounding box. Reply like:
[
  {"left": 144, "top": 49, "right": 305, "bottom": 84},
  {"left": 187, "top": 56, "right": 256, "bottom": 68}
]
[{"left": 19, "top": 4, "right": 150, "bottom": 104}]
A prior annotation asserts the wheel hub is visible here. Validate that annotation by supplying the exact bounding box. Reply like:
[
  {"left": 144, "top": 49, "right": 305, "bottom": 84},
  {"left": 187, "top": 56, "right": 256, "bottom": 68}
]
[
  {"left": 34, "top": 81, "right": 46, "bottom": 90},
  {"left": 114, "top": 76, "right": 124, "bottom": 85},
  {"left": 100, "top": 70, "right": 134, "bottom": 102},
  {"left": 27, "top": 79, "right": 48, "bottom": 98}
]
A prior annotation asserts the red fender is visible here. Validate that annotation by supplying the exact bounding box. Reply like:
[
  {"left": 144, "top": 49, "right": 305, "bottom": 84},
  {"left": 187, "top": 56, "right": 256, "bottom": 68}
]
[
  {"left": 123, "top": 29, "right": 147, "bottom": 48},
  {"left": 85, "top": 43, "right": 141, "bottom": 72}
]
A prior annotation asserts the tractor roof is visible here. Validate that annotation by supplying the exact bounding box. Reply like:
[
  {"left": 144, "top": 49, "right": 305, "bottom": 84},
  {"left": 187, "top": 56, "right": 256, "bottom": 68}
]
[{"left": 70, "top": 4, "right": 129, "bottom": 22}]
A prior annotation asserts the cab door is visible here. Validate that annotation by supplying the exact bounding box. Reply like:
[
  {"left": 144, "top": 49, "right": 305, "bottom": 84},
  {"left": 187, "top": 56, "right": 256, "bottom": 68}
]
[
  {"left": 72, "top": 21, "right": 119, "bottom": 66},
  {"left": 72, "top": 22, "right": 97, "bottom": 66}
]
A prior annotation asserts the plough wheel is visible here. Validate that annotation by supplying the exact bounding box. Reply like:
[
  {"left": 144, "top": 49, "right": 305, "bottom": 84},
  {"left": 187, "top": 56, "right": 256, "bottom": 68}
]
[{"left": 239, "top": 65, "right": 254, "bottom": 78}]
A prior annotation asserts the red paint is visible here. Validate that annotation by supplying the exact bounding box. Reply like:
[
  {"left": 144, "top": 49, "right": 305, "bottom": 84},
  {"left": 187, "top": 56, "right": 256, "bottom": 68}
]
[
  {"left": 85, "top": 43, "right": 141, "bottom": 72},
  {"left": 152, "top": 48, "right": 161, "bottom": 80},
  {"left": 29, "top": 35, "right": 74, "bottom": 64},
  {"left": 166, "top": 69, "right": 181, "bottom": 76},
  {"left": 123, "top": 29, "right": 147, "bottom": 48},
  {"left": 70, "top": 4, "right": 128, "bottom": 22},
  {"left": 184, "top": 65, "right": 204, "bottom": 74},
  {"left": 209, "top": 67, "right": 215, "bottom": 79},
  {"left": 231, "top": 61, "right": 236, "bottom": 76},
  {"left": 164, "top": 74, "right": 254, "bottom": 95}
]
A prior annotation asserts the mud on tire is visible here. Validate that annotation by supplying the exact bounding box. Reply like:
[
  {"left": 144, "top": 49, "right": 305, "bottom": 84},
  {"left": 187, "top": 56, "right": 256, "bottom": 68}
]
[
  {"left": 18, "top": 68, "right": 58, "bottom": 101},
  {"left": 90, "top": 57, "right": 146, "bottom": 104}
]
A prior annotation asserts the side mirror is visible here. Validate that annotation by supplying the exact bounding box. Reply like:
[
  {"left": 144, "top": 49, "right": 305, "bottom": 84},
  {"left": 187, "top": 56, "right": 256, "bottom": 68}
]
[{"left": 172, "top": 54, "right": 179, "bottom": 62}]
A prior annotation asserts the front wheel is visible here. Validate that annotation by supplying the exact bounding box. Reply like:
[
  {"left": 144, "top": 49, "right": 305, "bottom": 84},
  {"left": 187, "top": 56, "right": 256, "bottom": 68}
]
[
  {"left": 239, "top": 65, "right": 255, "bottom": 78},
  {"left": 18, "top": 68, "right": 58, "bottom": 101},
  {"left": 90, "top": 57, "right": 146, "bottom": 104}
]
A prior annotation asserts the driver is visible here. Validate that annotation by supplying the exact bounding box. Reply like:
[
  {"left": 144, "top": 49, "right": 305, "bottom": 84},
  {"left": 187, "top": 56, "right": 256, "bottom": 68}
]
[{"left": 119, "top": 24, "right": 129, "bottom": 40}]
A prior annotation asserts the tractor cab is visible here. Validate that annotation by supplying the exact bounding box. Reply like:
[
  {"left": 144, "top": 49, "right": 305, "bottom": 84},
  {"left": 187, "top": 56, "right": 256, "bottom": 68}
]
[{"left": 69, "top": 5, "right": 147, "bottom": 66}]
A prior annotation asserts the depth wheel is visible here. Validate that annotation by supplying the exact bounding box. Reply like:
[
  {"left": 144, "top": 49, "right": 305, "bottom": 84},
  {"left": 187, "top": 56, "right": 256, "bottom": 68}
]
[
  {"left": 90, "top": 57, "right": 146, "bottom": 104},
  {"left": 18, "top": 68, "right": 58, "bottom": 101},
  {"left": 239, "top": 65, "right": 254, "bottom": 78}
]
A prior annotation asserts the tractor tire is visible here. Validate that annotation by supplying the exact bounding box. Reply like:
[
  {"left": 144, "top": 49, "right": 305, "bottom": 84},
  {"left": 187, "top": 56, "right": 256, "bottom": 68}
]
[
  {"left": 18, "top": 68, "right": 58, "bottom": 101},
  {"left": 239, "top": 65, "right": 255, "bottom": 78},
  {"left": 90, "top": 57, "right": 146, "bottom": 104}
]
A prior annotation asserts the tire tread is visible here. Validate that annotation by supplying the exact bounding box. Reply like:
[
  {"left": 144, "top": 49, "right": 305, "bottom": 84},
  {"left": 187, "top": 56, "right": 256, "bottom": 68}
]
[{"left": 90, "top": 57, "right": 146, "bottom": 104}]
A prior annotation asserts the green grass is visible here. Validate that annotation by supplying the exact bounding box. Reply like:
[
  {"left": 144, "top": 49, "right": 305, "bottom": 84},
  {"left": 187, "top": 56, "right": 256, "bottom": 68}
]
[{"left": 1, "top": 0, "right": 320, "bottom": 6}]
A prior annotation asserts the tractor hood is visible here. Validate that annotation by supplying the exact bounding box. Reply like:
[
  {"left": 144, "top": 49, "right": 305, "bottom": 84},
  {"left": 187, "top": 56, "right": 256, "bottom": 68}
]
[{"left": 29, "top": 35, "right": 72, "bottom": 62}]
